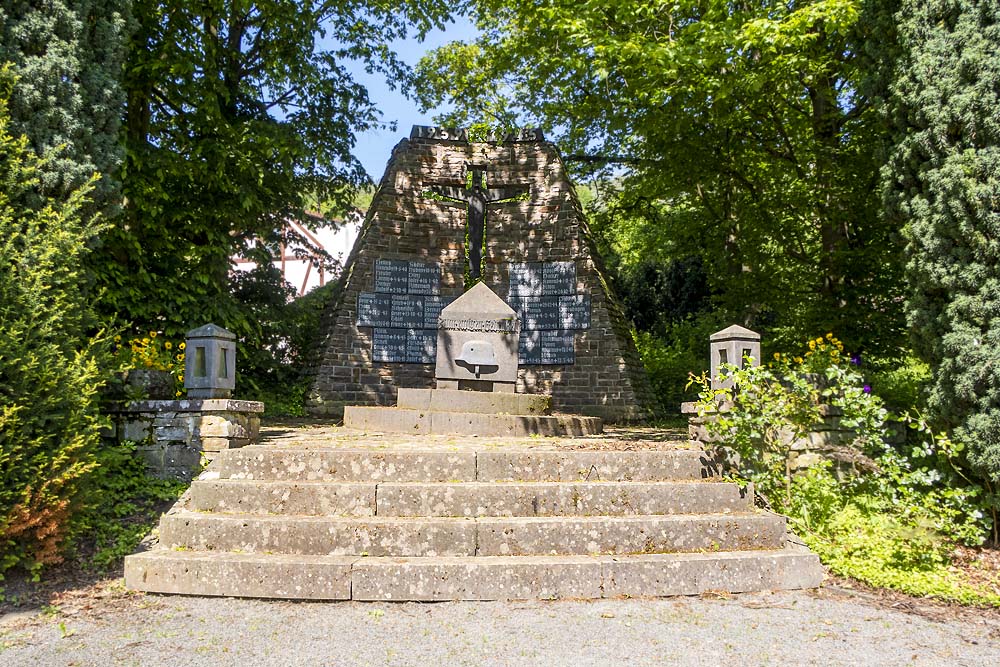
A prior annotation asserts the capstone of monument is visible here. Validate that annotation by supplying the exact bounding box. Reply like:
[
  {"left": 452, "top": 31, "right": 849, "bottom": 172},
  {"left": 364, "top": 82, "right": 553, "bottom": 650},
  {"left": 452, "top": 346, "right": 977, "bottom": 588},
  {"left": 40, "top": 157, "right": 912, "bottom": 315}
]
[{"left": 306, "top": 126, "right": 658, "bottom": 422}]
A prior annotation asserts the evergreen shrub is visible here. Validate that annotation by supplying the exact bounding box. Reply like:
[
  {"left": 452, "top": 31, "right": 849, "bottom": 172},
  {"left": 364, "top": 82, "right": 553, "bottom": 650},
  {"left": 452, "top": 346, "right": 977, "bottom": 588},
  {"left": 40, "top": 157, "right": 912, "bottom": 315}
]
[{"left": 0, "top": 68, "right": 109, "bottom": 580}]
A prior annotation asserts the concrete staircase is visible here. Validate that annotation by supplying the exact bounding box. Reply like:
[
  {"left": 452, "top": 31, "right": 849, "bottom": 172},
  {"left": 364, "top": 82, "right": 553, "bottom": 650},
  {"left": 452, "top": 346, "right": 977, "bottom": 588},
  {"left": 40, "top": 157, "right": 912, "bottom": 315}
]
[{"left": 125, "top": 444, "right": 823, "bottom": 600}]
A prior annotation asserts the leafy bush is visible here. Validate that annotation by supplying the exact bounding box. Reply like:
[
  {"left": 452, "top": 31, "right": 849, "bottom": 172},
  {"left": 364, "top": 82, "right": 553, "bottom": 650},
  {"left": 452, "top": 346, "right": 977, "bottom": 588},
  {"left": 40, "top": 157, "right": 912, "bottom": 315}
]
[
  {"left": 231, "top": 265, "right": 337, "bottom": 416},
  {"left": 635, "top": 312, "right": 728, "bottom": 414},
  {"left": 70, "top": 441, "right": 185, "bottom": 569},
  {"left": 0, "top": 69, "right": 109, "bottom": 580},
  {"left": 691, "top": 334, "right": 998, "bottom": 604}
]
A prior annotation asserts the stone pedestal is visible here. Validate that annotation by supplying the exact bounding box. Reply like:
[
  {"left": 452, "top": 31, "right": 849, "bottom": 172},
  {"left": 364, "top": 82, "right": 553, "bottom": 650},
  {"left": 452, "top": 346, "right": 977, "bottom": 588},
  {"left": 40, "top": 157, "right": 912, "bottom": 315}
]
[{"left": 103, "top": 399, "right": 264, "bottom": 480}]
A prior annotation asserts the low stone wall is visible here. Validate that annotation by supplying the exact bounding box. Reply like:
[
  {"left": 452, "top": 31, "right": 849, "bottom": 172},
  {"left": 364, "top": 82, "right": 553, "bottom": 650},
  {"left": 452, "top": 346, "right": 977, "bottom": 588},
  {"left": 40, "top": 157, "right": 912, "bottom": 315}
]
[
  {"left": 103, "top": 399, "right": 264, "bottom": 480},
  {"left": 682, "top": 402, "right": 862, "bottom": 477}
]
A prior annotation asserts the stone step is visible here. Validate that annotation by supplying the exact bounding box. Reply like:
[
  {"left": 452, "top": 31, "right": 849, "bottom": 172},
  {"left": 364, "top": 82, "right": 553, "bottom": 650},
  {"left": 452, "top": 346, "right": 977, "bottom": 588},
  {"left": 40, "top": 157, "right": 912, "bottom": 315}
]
[
  {"left": 158, "top": 511, "right": 785, "bottom": 557},
  {"left": 396, "top": 388, "right": 551, "bottom": 415},
  {"left": 124, "top": 545, "right": 823, "bottom": 600},
  {"left": 216, "top": 447, "right": 718, "bottom": 483},
  {"left": 343, "top": 406, "right": 602, "bottom": 437},
  {"left": 188, "top": 479, "right": 750, "bottom": 517}
]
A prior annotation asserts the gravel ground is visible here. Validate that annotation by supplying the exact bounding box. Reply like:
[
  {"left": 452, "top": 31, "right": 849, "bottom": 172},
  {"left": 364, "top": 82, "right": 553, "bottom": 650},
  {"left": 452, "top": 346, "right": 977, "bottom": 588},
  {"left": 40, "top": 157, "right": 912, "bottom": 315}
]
[{"left": 1, "top": 586, "right": 998, "bottom": 667}]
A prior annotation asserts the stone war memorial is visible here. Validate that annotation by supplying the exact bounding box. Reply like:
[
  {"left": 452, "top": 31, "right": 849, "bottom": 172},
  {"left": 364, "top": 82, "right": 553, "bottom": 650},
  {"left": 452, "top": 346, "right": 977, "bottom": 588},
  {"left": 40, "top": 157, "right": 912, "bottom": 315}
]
[
  {"left": 305, "top": 125, "right": 658, "bottom": 423},
  {"left": 124, "top": 127, "right": 823, "bottom": 601}
]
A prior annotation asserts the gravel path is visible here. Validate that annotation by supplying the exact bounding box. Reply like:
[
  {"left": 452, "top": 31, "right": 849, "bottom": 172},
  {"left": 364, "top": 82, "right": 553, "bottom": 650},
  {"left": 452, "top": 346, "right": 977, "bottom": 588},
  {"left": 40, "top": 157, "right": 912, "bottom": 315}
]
[{"left": 1, "top": 586, "right": 997, "bottom": 667}]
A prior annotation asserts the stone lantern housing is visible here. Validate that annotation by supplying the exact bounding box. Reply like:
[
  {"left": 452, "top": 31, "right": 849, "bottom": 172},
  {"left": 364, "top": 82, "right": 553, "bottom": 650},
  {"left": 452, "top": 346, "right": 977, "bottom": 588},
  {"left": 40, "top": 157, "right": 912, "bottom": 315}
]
[
  {"left": 709, "top": 325, "right": 761, "bottom": 389},
  {"left": 184, "top": 323, "right": 237, "bottom": 399}
]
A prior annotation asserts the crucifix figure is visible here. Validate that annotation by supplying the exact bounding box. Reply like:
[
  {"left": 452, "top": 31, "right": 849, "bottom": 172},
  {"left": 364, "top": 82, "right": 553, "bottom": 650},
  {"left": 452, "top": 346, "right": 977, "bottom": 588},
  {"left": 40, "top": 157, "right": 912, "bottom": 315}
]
[{"left": 431, "top": 164, "right": 529, "bottom": 282}]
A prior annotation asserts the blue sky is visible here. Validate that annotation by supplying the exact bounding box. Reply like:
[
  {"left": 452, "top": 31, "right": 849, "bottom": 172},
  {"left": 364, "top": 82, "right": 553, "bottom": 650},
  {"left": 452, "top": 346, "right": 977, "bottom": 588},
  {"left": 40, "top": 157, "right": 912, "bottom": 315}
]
[{"left": 347, "top": 16, "right": 478, "bottom": 182}]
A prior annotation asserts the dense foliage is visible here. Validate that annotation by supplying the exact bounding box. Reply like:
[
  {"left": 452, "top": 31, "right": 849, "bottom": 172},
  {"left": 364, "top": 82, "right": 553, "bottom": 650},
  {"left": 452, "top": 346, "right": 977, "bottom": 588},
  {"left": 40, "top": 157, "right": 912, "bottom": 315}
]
[
  {"left": 413, "top": 0, "right": 906, "bottom": 358},
  {"left": 0, "top": 0, "right": 126, "bottom": 209},
  {"left": 0, "top": 70, "right": 109, "bottom": 579},
  {"left": 692, "top": 337, "right": 998, "bottom": 603},
  {"left": 884, "top": 0, "right": 1000, "bottom": 482},
  {"left": 96, "top": 0, "right": 451, "bottom": 342}
]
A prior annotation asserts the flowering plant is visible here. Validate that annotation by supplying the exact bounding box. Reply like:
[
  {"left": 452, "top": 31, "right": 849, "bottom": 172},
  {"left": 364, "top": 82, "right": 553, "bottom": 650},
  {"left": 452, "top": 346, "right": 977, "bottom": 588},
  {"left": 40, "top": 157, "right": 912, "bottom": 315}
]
[{"left": 113, "top": 331, "right": 187, "bottom": 397}]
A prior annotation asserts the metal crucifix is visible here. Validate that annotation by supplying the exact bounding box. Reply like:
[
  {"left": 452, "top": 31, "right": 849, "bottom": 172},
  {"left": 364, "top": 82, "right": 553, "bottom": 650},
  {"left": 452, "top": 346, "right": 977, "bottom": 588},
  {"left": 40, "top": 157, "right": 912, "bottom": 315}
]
[{"left": 431, "top": 165, "right": 529, "bottom": 282}]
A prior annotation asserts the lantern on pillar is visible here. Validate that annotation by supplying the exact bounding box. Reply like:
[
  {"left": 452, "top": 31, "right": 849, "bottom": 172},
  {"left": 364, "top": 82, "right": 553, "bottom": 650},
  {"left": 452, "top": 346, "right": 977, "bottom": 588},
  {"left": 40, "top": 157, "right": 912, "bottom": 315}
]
[
  {"left": 184, "top": 324, "right": 237, "bottom": 399},
  {"left": 710, "top": 325, "right": 761, "bottom": 389}
]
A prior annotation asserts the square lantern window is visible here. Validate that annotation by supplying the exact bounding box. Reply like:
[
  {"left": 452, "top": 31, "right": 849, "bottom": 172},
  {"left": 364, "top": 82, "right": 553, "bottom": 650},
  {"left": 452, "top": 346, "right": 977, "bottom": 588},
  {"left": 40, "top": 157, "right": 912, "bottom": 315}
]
[
  {"left": 709, "top": 325, "right": 761, "bottom": 390},
  {"left": 184, "top": 323, "right": 237, "bottom": 398}
]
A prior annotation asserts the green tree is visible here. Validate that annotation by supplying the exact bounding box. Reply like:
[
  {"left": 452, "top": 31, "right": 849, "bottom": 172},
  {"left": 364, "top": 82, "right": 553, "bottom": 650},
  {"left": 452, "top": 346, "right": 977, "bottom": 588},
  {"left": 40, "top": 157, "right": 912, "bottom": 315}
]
[
  {"left": 98, "top": 0, "right": 450, "bottom": 341},
  {"left": 0, "top": 0, "right": 127, "bottom": 208},
  {"left": 413, "top": 0, "right": 905, "bottom": 355},
  {"left": 0, "top": 68, "right": 109, "bottom": 577},
  {"left": 884, "top": 0, "right": 1000, "bottom": 480}
]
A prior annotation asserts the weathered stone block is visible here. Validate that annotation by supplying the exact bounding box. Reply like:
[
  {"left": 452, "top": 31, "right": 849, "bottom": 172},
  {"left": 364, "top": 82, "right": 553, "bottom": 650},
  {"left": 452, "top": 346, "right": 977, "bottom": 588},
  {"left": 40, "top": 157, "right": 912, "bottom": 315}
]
[{"left": 124, "top": 551, "right": 355, "bottom": 600}]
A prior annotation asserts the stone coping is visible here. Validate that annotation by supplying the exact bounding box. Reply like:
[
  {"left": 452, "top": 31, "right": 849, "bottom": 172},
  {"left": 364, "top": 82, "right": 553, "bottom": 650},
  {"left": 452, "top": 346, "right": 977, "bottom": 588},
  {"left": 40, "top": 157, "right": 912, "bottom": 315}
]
[
  {"left": 109, "top": 399, "right": 265, "bottom": 414},
  {"left": 681, "top": 401, "right": 842, "bottom": 417}
]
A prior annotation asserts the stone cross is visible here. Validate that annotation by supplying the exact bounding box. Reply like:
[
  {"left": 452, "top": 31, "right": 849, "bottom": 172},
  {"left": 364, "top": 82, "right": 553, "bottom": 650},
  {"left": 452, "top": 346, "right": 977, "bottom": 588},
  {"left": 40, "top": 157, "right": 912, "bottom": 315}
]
[{"left": 431, "top": 165, "right": 528, "bottom": 281}]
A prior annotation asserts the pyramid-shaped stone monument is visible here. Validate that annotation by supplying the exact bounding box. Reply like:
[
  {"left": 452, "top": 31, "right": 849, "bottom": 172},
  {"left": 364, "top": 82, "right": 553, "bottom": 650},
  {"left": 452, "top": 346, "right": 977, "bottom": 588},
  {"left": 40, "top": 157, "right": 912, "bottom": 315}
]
[{"left": 306, "top": 126, "right": 657, "bottom": 421}]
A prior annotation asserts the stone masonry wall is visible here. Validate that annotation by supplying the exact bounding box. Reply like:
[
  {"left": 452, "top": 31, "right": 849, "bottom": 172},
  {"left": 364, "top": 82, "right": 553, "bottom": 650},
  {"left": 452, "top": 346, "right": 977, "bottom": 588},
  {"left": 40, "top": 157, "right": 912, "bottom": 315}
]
[
  {"left": 103, "top": 399, "right": 263, "bottom": 480},
  {"left": 306, "top": 130, "right": 657, "bottom": 422}
]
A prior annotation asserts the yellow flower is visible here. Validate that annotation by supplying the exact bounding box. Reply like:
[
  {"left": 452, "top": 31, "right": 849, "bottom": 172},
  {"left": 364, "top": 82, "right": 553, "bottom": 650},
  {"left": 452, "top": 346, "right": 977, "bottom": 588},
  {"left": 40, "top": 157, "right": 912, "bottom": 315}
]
[
  {"left": 177, "top": 353, "right": 185, "bottom": 362},
  {"left": 175, "top": 391, "right": 182, "bottom": 397},
  {"left": 165, "top": 341, "right": 173, "bottom": 350},
  {"left": 114, "top": 335, "right": 121, "bottom": 342},
  {"left": 150, "top": 331, "right": 157, "bottom": 338},
  {"left": 773, "top": 352, "right": 781, "bottom": 360},
  {"left": 179, "top": 342, "right": 186, "bottom": 350},
  {"left": 826, "top": 333, "right": 834, "bottom": 340},
  {"left": 142, "top": 337, "right": 150, "bottom": 345},
  {"left": 808, "top": 340, "right": 816, "bottom": 350},
  {"left": 836, "top": 343, "right": 844, "bottom": 351},
  {"left": 178, "top": 375, "right": 184, "bottom": 384},
  {"left": 794, "top": 356, "right": 803, "bottom": 364}
]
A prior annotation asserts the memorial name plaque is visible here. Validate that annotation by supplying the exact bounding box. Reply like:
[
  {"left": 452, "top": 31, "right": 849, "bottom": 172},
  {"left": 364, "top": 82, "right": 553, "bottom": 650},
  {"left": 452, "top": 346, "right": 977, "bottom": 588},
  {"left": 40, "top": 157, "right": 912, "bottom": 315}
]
[
  {"left": 373, "top": 328, "right": 408, "bottom": 363},
  {"left": 374, "top": 259, "right": 409, "bottom": 294},
  {"left": 406, "top": 329, "right": 436, "bottom": 363},
  {"left": 524, "top": 296, "right": 561, "bottom": 331},
  {"left": 543, "top": 262, "right": 576, "bottom": 296},
  {"left": 422, "top": 296, "right": 451, "bottom": 329},
  {"left": 357, "top": 293, "right": 392, "bottom": 328},
  {"left": 509, "top": 262, "right": 543, "bottom": 297},
  {"left": 390, "top": 294, "right": 424, "bottom": 329},
  {"left": 559, "top": 295, "right": 591, "bottom": 330},
  {"left": 541, "top": 331, "right": 575, "bottom": 365},
  {"left": 518, "top": 330, "right": 542, "bottom": 365},
  {"left": 408, "top": 262, "right": 441, "bottom": 295},
  {"left": 360, "top": 259, "right": 444, "bottom": 363}
]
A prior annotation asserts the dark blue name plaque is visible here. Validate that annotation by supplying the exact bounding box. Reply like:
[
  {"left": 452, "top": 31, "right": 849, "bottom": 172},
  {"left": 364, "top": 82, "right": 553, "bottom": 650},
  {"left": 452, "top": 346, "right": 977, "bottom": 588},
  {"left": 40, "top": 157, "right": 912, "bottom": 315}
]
[
  {"left": 541, "top": 331, "right": 575, "bottom": 365},
  {"left": 518, "top": 330, "right": 542, "bottom": 365},
  {"left": 406, "top": 329, "right": 437, "bottom": 363},
  {"left": 390, "top": 295, "right": 424, "bottom": 328},
  {"left": 357, "top": 293, "right": 392, "bottom": 328},
  {"left": 524, "top": 296, "right": 561, "bottom": 331},
  {"left": 408, "top": 262, "right": 441, "bottom": 295},
  {"left": 559, "top": 294, "right": 591, "bottom": 330},
  {"left": 508, "top": 262, "right": 543, "bottom": 297},
  {"left": 374, "top": 259, "right": 409, "bottom": 294},
  {"left": 372, "top": 328, "right": 408, "bottom": 363},
  {"left": 543, "top": 262, "right": 576, "bottom": 296}
]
